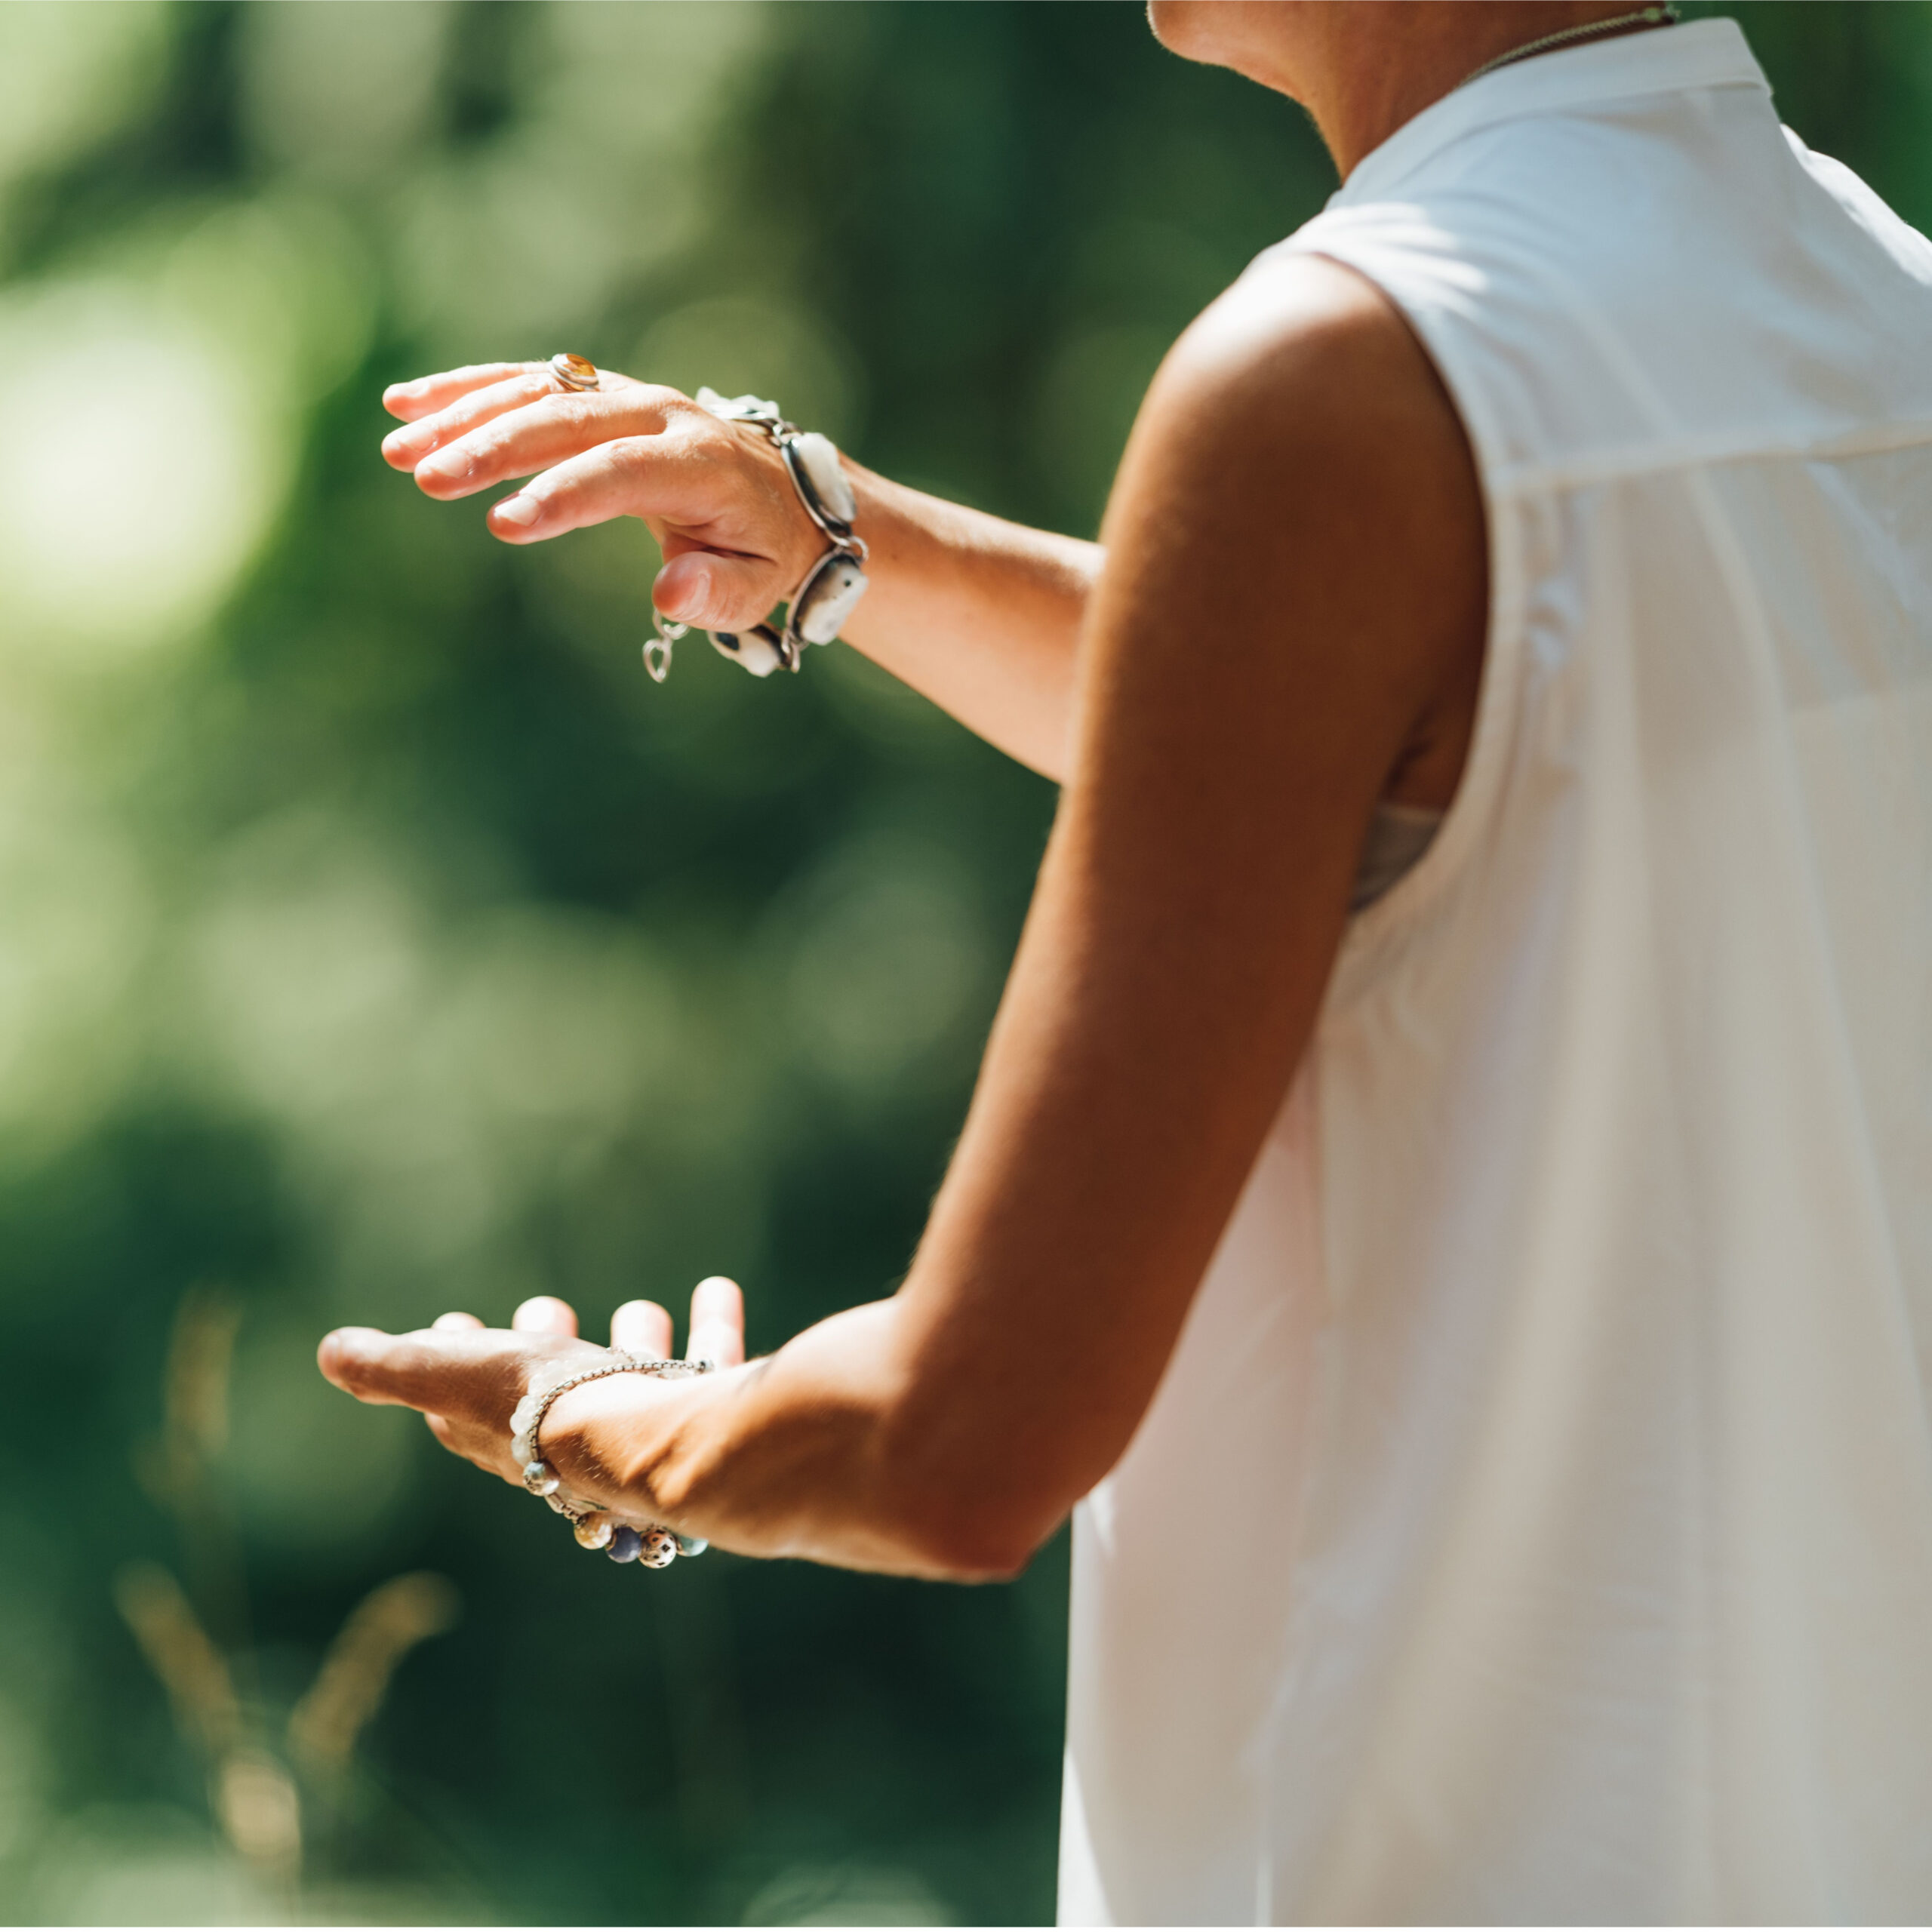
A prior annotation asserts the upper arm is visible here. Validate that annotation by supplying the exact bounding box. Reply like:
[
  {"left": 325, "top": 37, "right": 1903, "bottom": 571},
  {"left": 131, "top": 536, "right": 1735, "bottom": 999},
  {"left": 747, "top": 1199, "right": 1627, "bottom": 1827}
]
[{"left": 881, "top": 256, "right": 1488, "bottom": 1571}]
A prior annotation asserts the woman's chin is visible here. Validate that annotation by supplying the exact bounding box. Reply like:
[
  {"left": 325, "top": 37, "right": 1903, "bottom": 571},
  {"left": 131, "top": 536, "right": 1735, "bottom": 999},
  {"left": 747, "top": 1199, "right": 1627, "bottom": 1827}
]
[
  {"left": 1146, "top": 1, "right": 1216, "bottom": 62},
  {"left": 1146, "top": 0, "right": 1309, "bottom": 91}
]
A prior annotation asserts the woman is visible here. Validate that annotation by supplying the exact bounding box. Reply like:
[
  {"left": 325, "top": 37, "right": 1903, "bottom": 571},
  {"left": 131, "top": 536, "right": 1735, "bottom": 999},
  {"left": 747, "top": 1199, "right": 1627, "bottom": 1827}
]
[{"left": 321, "top": 3, "right": 1932, "bottom": 1919}]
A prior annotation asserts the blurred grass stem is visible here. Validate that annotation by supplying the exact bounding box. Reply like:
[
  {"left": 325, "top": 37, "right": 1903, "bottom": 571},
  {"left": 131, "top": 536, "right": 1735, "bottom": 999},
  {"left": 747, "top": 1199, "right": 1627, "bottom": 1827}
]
[{"left": 288, "top": 1571, "right": 461, "bottom": 1780}]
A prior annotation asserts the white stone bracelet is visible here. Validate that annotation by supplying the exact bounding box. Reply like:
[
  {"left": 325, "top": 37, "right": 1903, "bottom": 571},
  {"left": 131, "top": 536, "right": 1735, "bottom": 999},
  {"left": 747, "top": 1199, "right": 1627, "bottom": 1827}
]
[{"left": 509, "top": 1353, "right": 712, "bottom": 1570}]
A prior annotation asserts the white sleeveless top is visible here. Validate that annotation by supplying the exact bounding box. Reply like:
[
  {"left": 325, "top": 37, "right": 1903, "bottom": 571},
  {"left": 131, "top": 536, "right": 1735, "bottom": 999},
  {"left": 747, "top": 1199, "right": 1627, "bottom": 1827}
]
[{"left": 1059, "top": 21, "right": 1932, "bottom": 1923}]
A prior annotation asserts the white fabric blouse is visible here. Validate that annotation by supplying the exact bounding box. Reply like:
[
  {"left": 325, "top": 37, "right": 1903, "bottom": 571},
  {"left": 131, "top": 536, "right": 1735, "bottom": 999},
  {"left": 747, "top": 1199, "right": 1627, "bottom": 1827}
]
[{"left": 1059, "top": 20, "right": 1932, "bottom": 1923}]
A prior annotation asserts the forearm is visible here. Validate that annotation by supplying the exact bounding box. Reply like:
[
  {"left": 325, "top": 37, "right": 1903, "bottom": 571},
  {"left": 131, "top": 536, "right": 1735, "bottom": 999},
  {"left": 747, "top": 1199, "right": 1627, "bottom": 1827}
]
[{"left": 839, "top": 466, "right": 1100, "bottom": 780}]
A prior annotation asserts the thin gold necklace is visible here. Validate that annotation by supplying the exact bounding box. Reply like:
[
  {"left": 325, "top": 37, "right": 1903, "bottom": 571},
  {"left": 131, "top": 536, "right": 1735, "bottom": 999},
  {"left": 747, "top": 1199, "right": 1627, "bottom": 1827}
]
[{"left": 1458, "top": 4, "right": 1681, "bottom": 91}]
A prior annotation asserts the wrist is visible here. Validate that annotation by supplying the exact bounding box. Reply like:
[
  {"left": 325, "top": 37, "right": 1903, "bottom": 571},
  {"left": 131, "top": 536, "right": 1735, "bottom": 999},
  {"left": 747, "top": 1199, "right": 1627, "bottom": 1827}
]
[
  {"left": 540, "top": 1371, "right": 680, "bottom": 1514},
  {"left": 684, "top": 390, "right": 869, "bottom": 678},
  {"left": 541, "top": 1363, "right": 737, "bottom": 1525}
]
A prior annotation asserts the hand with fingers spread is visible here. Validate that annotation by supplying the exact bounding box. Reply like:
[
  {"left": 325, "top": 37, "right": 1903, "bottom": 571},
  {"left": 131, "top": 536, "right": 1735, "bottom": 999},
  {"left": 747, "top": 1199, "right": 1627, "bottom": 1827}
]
[
  {"left": 320, "top": 1280, "right": 748, "bottom": 1531},
  {"left": 380, "top": 363, "right": 832, "bottom": 639}
]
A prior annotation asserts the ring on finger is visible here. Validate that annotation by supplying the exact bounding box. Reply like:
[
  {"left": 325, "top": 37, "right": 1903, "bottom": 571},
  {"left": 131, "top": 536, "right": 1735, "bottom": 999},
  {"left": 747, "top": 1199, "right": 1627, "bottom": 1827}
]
[{"left": 549, "top": 351, "right": 600, "bottom": 393}]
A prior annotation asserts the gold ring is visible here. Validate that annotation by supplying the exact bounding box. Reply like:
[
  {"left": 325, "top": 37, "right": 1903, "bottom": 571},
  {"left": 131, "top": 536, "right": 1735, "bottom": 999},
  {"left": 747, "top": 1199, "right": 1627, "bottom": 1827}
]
[{"left": 549, "top": 352, "right": 600, "bottom": 393}]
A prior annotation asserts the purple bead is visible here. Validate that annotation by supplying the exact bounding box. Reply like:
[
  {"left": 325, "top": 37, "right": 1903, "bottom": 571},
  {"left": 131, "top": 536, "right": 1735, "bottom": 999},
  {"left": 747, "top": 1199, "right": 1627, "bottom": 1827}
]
[{"left": 607, "top": 1525, "right": 642, "bottom": 1564}]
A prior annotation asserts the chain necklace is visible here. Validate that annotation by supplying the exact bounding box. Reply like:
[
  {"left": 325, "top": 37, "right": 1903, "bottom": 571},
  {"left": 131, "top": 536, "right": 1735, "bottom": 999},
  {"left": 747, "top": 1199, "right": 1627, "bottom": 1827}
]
[{"left": 1457, "top": 4, "right": 1680, "bottom": 91}]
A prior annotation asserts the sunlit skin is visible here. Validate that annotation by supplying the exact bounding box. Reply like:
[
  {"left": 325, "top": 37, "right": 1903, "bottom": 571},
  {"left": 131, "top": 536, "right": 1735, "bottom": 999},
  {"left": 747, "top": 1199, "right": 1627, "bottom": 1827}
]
[{"left": 321, "top": 4, "right": 1662, "bottom": 1580}]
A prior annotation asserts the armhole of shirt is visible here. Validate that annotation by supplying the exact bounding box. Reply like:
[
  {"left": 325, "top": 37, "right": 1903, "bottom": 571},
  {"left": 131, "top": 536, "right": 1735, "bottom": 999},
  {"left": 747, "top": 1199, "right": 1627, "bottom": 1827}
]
[{"left": 1266, "top": 234, "right": 1534, "bottom": 1002}]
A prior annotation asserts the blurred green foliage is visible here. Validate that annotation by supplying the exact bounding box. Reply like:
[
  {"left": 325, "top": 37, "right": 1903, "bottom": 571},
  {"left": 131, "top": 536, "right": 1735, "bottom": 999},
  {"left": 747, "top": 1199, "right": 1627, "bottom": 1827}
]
[{"left": 0, "top": 3, "right": 1926, "bottom": 1923}]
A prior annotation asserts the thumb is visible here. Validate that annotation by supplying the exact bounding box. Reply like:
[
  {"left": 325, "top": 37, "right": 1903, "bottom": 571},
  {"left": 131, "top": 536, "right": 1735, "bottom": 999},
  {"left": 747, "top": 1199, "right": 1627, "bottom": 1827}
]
[{"left": 654, "top": 550, "right": 783, "bottom": 633}]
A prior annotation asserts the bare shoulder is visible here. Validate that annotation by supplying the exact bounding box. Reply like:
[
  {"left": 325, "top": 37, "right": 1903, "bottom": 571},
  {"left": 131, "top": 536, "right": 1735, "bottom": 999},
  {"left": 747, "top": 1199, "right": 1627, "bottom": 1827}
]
[
  {"left": 1137, "top": 251, "right": 1472, "bottom": 479},
  {"left": 1098, "top": 251, "right": 1487, "bottom": 810}
]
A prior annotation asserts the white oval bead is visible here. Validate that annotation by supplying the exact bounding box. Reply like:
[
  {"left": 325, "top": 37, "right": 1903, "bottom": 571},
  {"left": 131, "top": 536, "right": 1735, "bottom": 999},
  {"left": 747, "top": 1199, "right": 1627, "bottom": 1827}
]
[
  {"left": 696, "top": 386, "right": 780, "bottom": 423},
  {"left": 793, "top": 432, "right": 857, "bottom": 527},
  {"left": 796, "top": 558, "right": 868, "bottom": 645},
  {"left": 710, "top": 626, "right": 786, "bottom": 678}
]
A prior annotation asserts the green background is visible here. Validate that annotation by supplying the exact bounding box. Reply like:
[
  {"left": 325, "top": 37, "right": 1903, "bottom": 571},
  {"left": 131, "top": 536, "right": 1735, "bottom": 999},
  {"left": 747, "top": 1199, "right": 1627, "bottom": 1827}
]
[{"left": 0, "top": 4, "right": 1925, "bottom": 1923}]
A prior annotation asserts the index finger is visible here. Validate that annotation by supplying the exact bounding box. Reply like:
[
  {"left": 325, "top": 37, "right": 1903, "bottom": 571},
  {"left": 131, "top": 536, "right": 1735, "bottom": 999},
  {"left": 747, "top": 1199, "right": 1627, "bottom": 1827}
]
[{"left": 383, "top": 362, "right": 547, "bottom": 423}]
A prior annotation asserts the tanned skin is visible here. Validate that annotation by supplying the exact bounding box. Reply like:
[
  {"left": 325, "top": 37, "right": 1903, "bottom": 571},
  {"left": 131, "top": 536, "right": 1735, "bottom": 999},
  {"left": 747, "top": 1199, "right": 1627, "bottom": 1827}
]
[{"left": 320, "top": 5, "right": 1656, "bottom": 1580}]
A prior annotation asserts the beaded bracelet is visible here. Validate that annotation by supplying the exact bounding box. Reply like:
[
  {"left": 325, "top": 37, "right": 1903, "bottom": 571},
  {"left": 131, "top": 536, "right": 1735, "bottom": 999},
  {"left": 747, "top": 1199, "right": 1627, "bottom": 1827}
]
[{"left": 509, "top": 1353, "right": 712, "bottom": 1571}]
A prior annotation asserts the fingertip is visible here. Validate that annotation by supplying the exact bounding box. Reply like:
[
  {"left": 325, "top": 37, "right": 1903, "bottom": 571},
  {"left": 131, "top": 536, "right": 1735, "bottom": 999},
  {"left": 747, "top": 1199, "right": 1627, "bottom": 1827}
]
[
  {"left": 380, "top": 429, "right": 419, "bottom": 467},
  {"left": 413, "top": 454, "right": 462, "bottom": 497},
  {"left": 611, "top": 1297, "right": 675, "bottom": 1356},
  {"left": 692, "top": 1275, "right": 743, "bottom": 1313},
  {"left": 318, "top": 1324, "right": 385, "bottom": 1388},
  {"left": 654, "top": 555, "right": 712, "bottom": 623},
  {"left": 432, "top": 1311, "right": 485, "bottom": 1332},
  {"left": 490, "top": 493, "right": 543, "bottom": 535},
  {"left": 512, "top": 1295, "right": 580, "bottom": 1337}
]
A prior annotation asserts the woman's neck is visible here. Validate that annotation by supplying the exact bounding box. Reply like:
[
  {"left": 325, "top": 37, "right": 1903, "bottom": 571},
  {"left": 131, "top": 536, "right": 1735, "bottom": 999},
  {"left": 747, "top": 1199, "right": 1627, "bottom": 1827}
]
[{"left": 1285, "top": 2, "right": 1677, "bottom": 178}]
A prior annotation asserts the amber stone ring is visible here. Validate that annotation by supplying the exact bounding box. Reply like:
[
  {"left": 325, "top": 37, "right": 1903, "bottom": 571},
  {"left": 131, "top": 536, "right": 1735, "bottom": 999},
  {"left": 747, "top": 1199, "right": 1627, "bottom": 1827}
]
[{"left": 548, "top": 351, "right": 600, "bottom": 392}]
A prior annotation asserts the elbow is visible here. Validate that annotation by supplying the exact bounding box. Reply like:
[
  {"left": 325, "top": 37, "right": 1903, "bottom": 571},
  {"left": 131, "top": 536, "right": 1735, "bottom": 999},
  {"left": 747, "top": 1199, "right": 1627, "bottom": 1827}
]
[
  {"left": 894, "top": 1489, "right": 1054, "bottom": 1584},
  {"left": 875, "top": 1435, "right": 1070, "bottom": 1583},
  {"left": 872, "top": 1379, "right": 1094, "bottom": 1583}
]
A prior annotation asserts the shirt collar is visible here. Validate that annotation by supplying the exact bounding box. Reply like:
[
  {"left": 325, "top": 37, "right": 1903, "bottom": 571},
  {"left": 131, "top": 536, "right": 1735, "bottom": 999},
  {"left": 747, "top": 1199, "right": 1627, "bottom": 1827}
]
[{"left": 1334, "top": 17, "right": 1771, "bottom": 205}]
